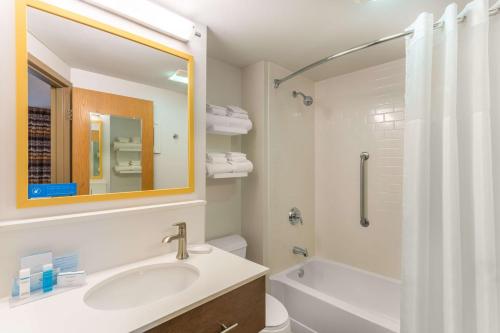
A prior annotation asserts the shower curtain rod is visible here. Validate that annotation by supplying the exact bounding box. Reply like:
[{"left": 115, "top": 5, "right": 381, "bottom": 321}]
[{"left": 273, "top": 6, "right": 499, "bottom": 88}]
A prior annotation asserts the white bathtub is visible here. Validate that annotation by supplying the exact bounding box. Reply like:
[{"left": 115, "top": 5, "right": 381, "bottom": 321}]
[{"left": 269, "top": 258, "right": 400, "bottom": 333}]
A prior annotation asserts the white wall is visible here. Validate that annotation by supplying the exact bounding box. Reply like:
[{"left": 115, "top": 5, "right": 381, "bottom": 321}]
[
  {"left": 71, "top": 68, "right": 189, "bottom": 189},
  {"left": 266, "top": 63, "right": 315, "bottom": 273},
  {"left": 205, "top": 57, "right": 243, "bottom": 240},
  {"left": 241, "top": 61, "right": 268, "bottom": 264},
  {"left": 315, "top": 59, "right": 404, "bottom": 279},
  {"left": 241, "top": 62, "right": 315, "bottom": 273},
  {"left": 0, "top": 0, "right": 206, "bottom": 297}
]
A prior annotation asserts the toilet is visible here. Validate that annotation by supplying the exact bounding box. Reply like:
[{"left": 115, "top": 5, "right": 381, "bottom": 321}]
[{"left": 208, "top": 235, "right": 292, "bottom": 333}]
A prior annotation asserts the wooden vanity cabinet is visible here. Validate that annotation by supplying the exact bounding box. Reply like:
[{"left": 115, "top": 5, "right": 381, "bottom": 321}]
[{"left": 146, "top": 276, "right": 265, "bottom": 333}]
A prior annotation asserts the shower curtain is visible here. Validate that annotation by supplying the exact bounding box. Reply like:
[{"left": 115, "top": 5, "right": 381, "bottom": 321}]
[{"left": 402, "top": 1, "right": 500, "bottom": 332}]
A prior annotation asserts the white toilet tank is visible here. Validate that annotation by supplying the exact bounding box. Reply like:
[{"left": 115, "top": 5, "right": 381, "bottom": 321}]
[
  {"left": 208, "top": 234, "right": 292, "bottom": 333},
  {"left": 208, "top": 234, "right": 247, "bottom": 258}
]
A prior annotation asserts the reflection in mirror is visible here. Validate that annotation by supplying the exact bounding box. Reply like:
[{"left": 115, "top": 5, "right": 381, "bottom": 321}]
[
  {"left": 90, "top": 117, "right": 102, "bottom": 180},
  {"left": 26, "top": 6, "right": 190, "bottom": 199}
]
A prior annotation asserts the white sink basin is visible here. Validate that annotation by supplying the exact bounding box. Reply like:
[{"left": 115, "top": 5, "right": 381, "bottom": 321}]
[{"left": 84, "top": 263, "right": 199, "bottom": 310}]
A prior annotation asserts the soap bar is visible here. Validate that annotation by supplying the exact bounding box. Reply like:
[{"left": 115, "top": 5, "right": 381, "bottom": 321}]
[{"left": 188, "top": 244, "right": 212, "bottom": 254}]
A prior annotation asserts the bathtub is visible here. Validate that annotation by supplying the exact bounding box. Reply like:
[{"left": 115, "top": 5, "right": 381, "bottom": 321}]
[{"left": 269, "top": 258, "right": 400, "bottom": 333}]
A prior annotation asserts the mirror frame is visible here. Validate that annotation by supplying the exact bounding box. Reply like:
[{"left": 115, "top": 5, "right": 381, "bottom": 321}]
[{"left": 16, "top": 0, "right": 195, "bottom": 208}]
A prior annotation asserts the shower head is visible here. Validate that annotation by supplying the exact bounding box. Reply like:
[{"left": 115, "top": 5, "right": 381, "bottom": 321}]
[{"left": 292, "top": 90, "right": 313, "bottom": 106}]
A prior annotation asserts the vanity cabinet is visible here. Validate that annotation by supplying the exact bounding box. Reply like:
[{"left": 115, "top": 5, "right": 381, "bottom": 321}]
[{"left": 147, "top": 276, "right": 265, "bottom": 333}]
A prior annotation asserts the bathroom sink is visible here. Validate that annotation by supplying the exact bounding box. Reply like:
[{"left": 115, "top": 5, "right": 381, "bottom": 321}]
[{"left": 84, "top": 263, "right": 199, "bottom": 310}]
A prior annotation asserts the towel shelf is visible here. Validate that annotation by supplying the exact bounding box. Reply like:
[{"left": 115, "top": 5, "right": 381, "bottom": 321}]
[
  {"left": 207, "top": 125, "right": 249, "bottom": 136},
  {"left": 208, "top": 172, "right": 248, "bottom": 179},
  {"left": 114, "top": 165, "right": 142, "bottom": 174},
  {"left": 114, "top": 170, "right": 142, "bottom": 174}
]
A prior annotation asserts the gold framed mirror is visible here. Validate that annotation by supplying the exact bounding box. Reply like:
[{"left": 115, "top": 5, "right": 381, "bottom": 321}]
[{"left": 16, "top": 0, "right": 195, "bottom": 208}]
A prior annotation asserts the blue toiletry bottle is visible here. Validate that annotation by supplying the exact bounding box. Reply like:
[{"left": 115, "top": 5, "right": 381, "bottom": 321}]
[{"left": 42, "top": 263, "right": 54, "bottom": 293}]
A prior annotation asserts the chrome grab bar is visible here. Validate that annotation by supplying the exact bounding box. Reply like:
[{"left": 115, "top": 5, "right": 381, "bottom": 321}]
[{"left": 360, "top": 152, "right": 370, "bottom": 227}]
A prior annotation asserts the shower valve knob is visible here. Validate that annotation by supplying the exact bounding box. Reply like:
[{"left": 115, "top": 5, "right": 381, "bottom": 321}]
[{"left": 289, "top": 207, "right": 303, "bottom": 225}]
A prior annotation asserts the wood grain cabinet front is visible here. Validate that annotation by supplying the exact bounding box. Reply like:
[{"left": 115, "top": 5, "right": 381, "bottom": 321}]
[{"left": 146, "top": 276, "right": 265, "bottom": 333}]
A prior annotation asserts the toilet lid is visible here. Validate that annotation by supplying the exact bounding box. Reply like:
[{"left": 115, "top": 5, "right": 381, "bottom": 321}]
[{"left": 265, "top": 294, "right": 289, "bottom": 327}]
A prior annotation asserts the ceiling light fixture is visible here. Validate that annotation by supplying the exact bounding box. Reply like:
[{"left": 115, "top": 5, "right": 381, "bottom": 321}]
[
  {"left": 168, "top": 69, "right": 189, "bottom": 84},
  {"left": 81, "top": 0, "right": 196, "bottom": 42}
]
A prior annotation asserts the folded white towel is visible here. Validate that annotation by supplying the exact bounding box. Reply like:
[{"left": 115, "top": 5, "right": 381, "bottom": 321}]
[
  {"left": 206, "top": 163, "right": 233, "bottom": 176},
  {"left": 207, "top": 104, "right": 228, "bottom": 116},
  {"left": 207, "top": 103, "right": 226, "bottom": 110},
  {"left": 227, "top": 105, "right": 247, "bottom": 114},
  {"left": 228, "top": 112, "right": 249, "bottom": 120},
  {"left": 207, "top": 113, "right": 231, "bottom": 128},
  {"left": 207, "top": 113, "right": 252, "bottom": 131},
  {"left": 207, "top": 156, "right": 228, "bottom": 164},
  {"left": 226, "top": 152, "right": 246, "bottom": 158},
  {"left": 207, "top": 152, "right": 226, "bottom": 159},
  {"left": 227, "top": 156, "right": 247, "bottom": 162},
  {"left": 228, "top": 117, "right": 252, "bottom": 131},
  {"left": 208, "top": 109, "right": 227, "bottom": 116},
  {"left": 229, "top": 160, "right": 253, "bottom": 173}
]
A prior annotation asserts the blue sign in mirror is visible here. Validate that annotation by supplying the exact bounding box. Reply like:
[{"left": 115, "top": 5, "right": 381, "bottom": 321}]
[{"left": 28, "top": 183, "right": 77, "bottom": 199}]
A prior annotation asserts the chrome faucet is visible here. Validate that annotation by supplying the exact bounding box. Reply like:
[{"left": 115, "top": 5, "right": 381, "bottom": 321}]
[
  {"left": 292, "top": 246, "right": 309, "bottom": 257},
  {"left": 162, "top": 222, "right": 189, "bottom": 260}
]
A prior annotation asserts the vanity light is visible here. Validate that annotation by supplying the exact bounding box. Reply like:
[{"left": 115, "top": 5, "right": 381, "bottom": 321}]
[
  {"left": 169, "top": 70, "right": 189, "bottom": 84},
  {"left": 81, "top": 0, "right": 196, "bottom": 42}
]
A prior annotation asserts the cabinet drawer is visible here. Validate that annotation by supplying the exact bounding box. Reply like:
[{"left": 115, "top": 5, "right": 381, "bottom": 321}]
[{"left": 147, "top": 276, "right": 265, "bottom": 333}]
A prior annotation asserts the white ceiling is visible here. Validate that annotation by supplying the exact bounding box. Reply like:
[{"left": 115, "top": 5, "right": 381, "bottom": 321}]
[
  {"left": 155, "top": 0, "right": 471, "bottom": 81},
  {"left": 28, "top": 7, "right": 188, "bottom": 93}
]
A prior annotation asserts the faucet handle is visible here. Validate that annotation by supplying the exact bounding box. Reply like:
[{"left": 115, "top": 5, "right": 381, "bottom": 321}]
[{"left": 173, "top": 222, "right": 186, "bottom": 229}]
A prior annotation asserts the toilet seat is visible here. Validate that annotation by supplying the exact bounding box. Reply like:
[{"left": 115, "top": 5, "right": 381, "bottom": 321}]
[{"left": 261, "top": 294, "right": 292, "bottom": 333}]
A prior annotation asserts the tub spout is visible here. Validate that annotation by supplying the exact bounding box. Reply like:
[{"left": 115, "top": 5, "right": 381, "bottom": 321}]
[{"left": 293, "top": 246, "right": 309, "bottom": 257}]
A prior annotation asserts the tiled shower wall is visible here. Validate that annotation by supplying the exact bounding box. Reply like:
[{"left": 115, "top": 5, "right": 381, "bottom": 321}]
[{"left": 315, "top": 59, "right": 405, "bottom": 279}]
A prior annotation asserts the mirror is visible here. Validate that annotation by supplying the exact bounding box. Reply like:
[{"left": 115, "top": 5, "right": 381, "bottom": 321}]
[{"left": 18, "top": 2, "right": 194, "bottom": 207}]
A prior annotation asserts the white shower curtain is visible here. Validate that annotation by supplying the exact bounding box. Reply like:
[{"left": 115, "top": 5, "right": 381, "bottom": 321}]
[{"left": 402, "top": 0, "right": 500, "bottom": 332}]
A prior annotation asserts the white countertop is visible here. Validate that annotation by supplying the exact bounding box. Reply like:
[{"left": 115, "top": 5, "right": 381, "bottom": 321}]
[{"left": 0, "top": 247, "right": 269, "bottom": 333}]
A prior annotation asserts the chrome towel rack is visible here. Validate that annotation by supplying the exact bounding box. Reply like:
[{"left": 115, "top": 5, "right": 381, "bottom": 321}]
[{"left": 360, "top": 152, "right": 370, "bottom": 227}]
